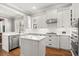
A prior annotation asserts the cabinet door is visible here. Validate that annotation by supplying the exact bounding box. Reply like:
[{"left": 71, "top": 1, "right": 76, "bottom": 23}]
[
  {"left": 51, "top": 36, "right": 59, "bottom": 48},
  {"left": 57, "top": 8, "right": 63, "bottom": 28},
  {"left": 57, "top": 7, "right": 71, "bottom": 28},
  {"left": 59, "top": 36, "right": 71, "bottom": 50},
  {"left": 72, "top": 3, "right": 79, "bottom": 18},
  {"left": 62, "top": 7, "right": 71, "bottom": 28},
  {"left": 11, "top": 35, "right": 19, "bottom": 49},
  {"left": 9, "top": 36, "right": 13, "bottom": 50}
]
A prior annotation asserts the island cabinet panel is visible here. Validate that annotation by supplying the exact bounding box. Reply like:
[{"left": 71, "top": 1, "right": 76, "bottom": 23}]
[{"left": 20, "top": 38, "right": 46, "bottom": 56}]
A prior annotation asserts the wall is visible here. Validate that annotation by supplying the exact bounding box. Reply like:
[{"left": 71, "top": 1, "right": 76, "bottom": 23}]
[
  {"left": 14, "top": 15, "right": 30, "bottom": 33},
  {"left": 31, "top": 9, "right": 57, "bottom": 33},
  {"left": 15, "top": 16, "right": 25, "bottom": 33},
  {"left": 0, "top": 15, "right": 29, "bottom": 33},
  {"left": 2, "top": 17, "right": 11, "bottom": 32}
]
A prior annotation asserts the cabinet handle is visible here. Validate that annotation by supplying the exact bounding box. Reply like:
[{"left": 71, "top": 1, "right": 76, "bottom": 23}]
[
  {"left": 49, "top": 44, "right": 52, "bottom": 45},
  {"left": 49, "top": 39, "right": 52, "bottom": 41},
  {"left": 75, "top": 36, "right": 77, "bottom": 38},
  {"left": 49, "top": 36, "right": 51, "bottom": 37}
]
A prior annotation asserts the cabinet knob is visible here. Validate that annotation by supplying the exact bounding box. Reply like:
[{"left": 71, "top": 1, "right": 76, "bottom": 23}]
[
  {"left": 49, "top": 44, "right": 52, "bottom": 45},
  {"left": 49, "top": 39, "right": 52, "bottom": 41},
  {"left": 49, "top": 36, "right": 51, "bottom": 37}
]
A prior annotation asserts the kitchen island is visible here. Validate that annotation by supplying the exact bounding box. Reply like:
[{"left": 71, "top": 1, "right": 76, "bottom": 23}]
[
  {"left": 20, "top": 35, "right": 46, "bottom": 56},
  {"left": 2, "top": 32, "right": 19, "bottom": 52}
]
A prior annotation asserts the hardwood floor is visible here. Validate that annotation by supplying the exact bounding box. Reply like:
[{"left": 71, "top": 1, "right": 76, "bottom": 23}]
[
  {"left": 0, "top": 48, "right": 20, "bottom": 56},
  {"left": 46, "top": 47, "right": 72, "bottom": 56},
  {"left": 0, "top": 47, "right": 72, "bottom": 56}
]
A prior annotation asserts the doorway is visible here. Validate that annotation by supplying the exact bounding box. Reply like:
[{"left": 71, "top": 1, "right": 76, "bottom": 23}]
[
  {"left": 0, "top": 33, "right": 2, "bottom": 50},
  {"left": 0, "top": 18, "right": 4, "bottom": 50}
]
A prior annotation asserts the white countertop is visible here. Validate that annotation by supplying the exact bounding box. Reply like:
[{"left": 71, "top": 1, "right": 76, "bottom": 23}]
[
  {"left": 20, "top": 35, "right": 46, "bottom": 41},
  {"left": 2, "top": 32, "right": 19, "bottom": 36},
  {"left": 2, "top": 28, "right": 71, "bottom": 36}
]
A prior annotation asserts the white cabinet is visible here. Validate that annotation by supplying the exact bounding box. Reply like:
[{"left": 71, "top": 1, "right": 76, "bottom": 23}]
[
  {"left": 59, "top": 35, "right": 71, "bottom": 50},
  {"left": 57, "top": 8, "right": 63, "bottom": 28},
  {"left": 57, "top": 6, "right": 71, "bottom": 28},
  {"left": 45, "top": 35, "right": 71, "bottom": 50},
  {"left": 72, "top": 3, "right": 79, "bottom": 18},
  {"left": 20, "top": 36, "right": 46, "bottom": 56},
  {"left": 62, "top": 7, "right": 71, "bottom": 28},
  {"left": 2, "top": 34, "right": 19, "bottom": 52},
  {"left": 2, "top": 35, "right": 9, "bottom": 52},
  {"left": 11, "top": 35, "right": 19, "bottom": 49},
  {"left": 46, "top": 35, "right": 59, "bottom": 48}
]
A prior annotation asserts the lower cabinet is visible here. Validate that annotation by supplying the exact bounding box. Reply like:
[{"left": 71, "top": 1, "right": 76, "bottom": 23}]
[
  {"left": 2, "top": 35, "right": 19, "bottom": 52},
  {"left": 45, "top": 35, "right": 71, "bottom": 50},
  {"left": 9, "top": 35, "right": 19, "bottom": 50},
  {"left": 59, "top": 35, "right": 71, "bottom": 50},
  {"left": 46, "top": 35, "right": 59, "bottom": 48}
]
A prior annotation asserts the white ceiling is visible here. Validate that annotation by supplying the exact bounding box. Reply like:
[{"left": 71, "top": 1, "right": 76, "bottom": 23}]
[
  {"left": 0, "top": 4, "right": 25, "bottom": 18},
  {"left": 0, "top": 3, "right": 72, "bottom": 17},
  {"left": 6, "top": 3, "right": 56, "bottom": 15}
]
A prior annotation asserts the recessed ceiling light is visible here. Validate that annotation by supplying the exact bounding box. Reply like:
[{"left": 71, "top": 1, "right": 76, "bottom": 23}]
[{"left": 32, "top": 6, "right": 37, "bottom": 10}]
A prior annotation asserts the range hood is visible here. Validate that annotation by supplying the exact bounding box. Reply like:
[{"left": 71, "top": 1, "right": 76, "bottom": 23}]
[{"left": 46, "top": 18, "right": 57, "bottom": 24}]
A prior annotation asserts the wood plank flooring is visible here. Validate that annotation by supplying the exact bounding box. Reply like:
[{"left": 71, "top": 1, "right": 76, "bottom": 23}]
[
  {"left": 0, "top": 47, "right": 72, "bottom": 56},
  {"left": 46, "top": 47, "right": 72, "bottom": 56}
]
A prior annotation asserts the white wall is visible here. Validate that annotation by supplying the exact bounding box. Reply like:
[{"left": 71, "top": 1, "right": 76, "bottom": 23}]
[
  {"left": 2, "top": 17, "right": 11, "bottom": 32},
  {"left": 31, "top": 9, "right": 57, "bottom": 33},
  {"left": 14, "top": 15, "right": 30, "bottom": 33},
  {"left": 0, "top": 15, "right": 29, "bottom": 33}
]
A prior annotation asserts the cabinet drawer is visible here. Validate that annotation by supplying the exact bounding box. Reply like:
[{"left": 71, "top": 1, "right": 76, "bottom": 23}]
[
  {"left": 49, "top": 39, "right": 52, "bottom": 41},
  {"left": 46, "top": 42, "right": 59, "bottom": 48},
  {"left": 46, "top": 43, "right": 53, "bottom": 47},
  {"left": 45, "top": 39, "right": 53, "bottom": 44}
]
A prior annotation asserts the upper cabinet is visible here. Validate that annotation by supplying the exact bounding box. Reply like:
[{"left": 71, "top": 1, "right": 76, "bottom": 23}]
[
  {"left": 57, "top": 8, "right": 63, "bottom": 28},
  {"left": 72, "top": 4, "right": 79, "bottom": 28},
  {"left": 57, "top": 6, "right": 71, "bottom": 28},
  {"left": 72, "top": 3, "right": 79, "bottom": 18}
]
